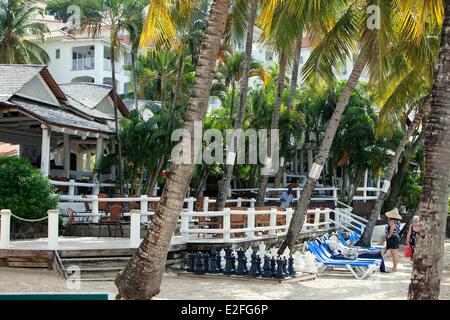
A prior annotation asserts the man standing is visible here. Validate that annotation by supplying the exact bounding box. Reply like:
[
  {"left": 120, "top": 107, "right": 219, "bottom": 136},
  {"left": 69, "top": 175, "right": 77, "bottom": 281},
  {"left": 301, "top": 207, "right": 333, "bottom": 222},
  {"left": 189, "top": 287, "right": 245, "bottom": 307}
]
[{"left": 280, "top": 187, "right": 294, "bottom": 208}]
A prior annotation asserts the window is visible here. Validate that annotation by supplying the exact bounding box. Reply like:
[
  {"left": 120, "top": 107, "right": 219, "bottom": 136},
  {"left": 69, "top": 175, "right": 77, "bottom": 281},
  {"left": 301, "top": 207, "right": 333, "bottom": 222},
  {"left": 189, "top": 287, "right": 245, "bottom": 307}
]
[
  {"left": 300, "top": 56, "right": 304, "bottom": 64},
  {"left": 55, "top": 49, "right": 60, "bottom": 59}
]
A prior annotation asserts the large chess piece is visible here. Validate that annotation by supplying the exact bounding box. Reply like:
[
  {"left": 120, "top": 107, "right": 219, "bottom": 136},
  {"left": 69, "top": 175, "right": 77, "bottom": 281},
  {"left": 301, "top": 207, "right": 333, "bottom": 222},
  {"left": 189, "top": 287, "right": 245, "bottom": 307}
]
[
  {"left": 256, "top": 255, "right": 262, "bottom": 275},
  {"left": 270, "top": 256, "right": 276, "bottom": 277},
  {"left": 219, "top": 249, "right": 226, "bottom": 272},
  {"left": 185, "top": 252, "right": 195, "bottom": 272},
  {"left": 210, "top": 250, "right": 219, "bottom": 274},
  {"left": 249, "top": 249, "right": 259, "bottom": 277},
  {"left": 223, "top": 248, "right": 235, "bottom": 275},
  {"left": 193, "top": 252, "right": 205, "bottom": 275},
  {"left": 303, "top": 252, "right": 318, "bottom": 274},
  {"left": 294, "top": 251, "right": 305, "bottom": 276},
  {"left": 258, "top": 242, "right": 267, "bottom": 257},
  {"left": 275, "top": 257, "right": 285, "bottom": 279},
  {"left": 245, "top": 247, "right": 253, "bottom": 271},
  {"left": 288, "top": 255, "right": 296, "bottom": 276},
  {"left": 235, "top": 248, "right": 247, "bottom": 275},
  {"left": 282, "top": 257, "right": 288, "bottom": 276},
  {"left": 262, "top": 256, "right": 272, "bottom": 278},
  {"left": 203, "top": 252, "right": 210, "bottom": 273}
]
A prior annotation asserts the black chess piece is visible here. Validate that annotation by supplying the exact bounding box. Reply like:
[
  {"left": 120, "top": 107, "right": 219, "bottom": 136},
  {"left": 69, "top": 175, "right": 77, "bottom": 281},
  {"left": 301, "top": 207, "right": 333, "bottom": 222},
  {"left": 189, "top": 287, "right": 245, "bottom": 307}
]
[
  {"left": 224, "top": 248, "right": 235, "bottom": 275},
  {"left": 185, "top": 252, "right": 195, "bottom": 272},
  {"left": 256, "top": 255, "right": 262, "bottom": 275},
  {"left": 270, "top": 256, "right": 276, "bottom": 277},
  {"left": 249, "top": 250, "right": 259, "bottom": 277},
  {"left": 209, "top": 250, "right": 219, "bottom": 274},
  {"left": 288, "top": 255, "right": 296, "bottom": 276},
  {"left": 282, "top": 257, "right": 288, "bottom": 276},
  {"left": 235, "top": 248, "right": 247, "bottom": 275},
  {"left": 262, "top": 256, "right": 272, "bottom": 278},
  {"left": 203, "top": 252, "right": 210, "bottom": 273},
  {"left": 193, "top": 252, "right": 205, "bottom": 275},
  {"left": 216, "top": 250, "right": 223, "bottom": 273},
  {"left": 275, "top": 257, "right": 285, "bottom": 279}
]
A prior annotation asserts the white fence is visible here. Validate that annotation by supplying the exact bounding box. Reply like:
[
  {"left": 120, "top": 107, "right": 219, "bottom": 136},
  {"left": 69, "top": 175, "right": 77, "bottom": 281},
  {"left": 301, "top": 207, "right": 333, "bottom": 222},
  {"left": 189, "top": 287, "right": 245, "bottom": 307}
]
[{"left": 0, "top": 196, "right": 367, "bottom": 250}]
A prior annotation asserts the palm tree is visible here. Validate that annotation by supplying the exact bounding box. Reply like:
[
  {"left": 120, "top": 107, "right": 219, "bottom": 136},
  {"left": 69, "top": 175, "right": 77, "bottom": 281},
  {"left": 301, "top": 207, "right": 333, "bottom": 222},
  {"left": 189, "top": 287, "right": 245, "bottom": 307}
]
[
  {"left": 0, "top": 0, "right": 49, "bottom": 64},
  {"left": 279, "top": 0, "right": 402, "bottom": 252},
  {"left": 408, "top": 0, "right": 450, "bottom": 300},
  {"left": 355, "top": 0, "right": 442, "bottom": 246},
  {"left": 115, "top": 0, "right": 231, "bottom": 299},
  {"left": 214, "top": 0, "right": 259, "bottom": 211},
  {"left": 122, "top": 0, "right": 146, "bottom": 109},
  {"left": 255, "top": 1, "right": 307, "bottom": 207}
]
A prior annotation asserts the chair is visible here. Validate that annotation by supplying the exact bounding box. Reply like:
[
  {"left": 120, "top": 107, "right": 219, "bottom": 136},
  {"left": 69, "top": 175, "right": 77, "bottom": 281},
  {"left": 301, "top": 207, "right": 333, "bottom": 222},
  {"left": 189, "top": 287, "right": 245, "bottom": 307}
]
[
  {"left": 306, "top": 240, "right": 381, "bottom": 280},
  {"left": 82, "top": 195, "right": 92, "bottom": 213},
  {"left": 97, "top": 193, "right": 109, "bottom": 213},
  {"left": 97, "top": 204, "right": 128, "bottom": 237},
  {"left": 63, "top": 208, "right": 91, "bottom": 237}
]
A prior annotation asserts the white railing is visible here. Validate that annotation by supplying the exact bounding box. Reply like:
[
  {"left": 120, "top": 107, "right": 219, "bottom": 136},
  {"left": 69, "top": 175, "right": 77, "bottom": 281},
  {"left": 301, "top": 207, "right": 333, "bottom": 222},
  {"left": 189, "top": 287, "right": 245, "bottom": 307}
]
[
  {"left": 1, "top": 204, "right": 365, "bottom": 250},
  {"left": 51, "top": 179, "right": 116, "bottom": 197},
  {"left": 231, "top": 187, "right": 339, "bottom": 204}
]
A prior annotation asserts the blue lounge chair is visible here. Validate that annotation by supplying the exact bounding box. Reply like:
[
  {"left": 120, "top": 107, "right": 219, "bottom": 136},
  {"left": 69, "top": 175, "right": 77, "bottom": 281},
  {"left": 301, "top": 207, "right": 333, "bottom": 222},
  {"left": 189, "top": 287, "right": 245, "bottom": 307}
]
[
  {"left": 336, "top": 231, "right": 383, "bottom": 251},
  {"left": 306, "top": 240, "right": 381, "bottom": 280}
]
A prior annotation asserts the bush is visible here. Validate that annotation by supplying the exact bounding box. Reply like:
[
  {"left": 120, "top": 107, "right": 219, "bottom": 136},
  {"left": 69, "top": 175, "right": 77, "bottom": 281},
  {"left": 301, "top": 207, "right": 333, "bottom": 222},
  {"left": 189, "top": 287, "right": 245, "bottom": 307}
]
[{"left": 0, "top": 157, "right": 59, "bottom": 223}]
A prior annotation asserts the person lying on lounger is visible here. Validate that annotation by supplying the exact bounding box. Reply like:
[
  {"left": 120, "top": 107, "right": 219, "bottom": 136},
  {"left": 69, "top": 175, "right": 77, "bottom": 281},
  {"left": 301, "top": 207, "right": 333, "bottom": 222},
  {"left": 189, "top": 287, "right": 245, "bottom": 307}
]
[{"left": 326, "top": 235, "right": 388, "bottom": 273}]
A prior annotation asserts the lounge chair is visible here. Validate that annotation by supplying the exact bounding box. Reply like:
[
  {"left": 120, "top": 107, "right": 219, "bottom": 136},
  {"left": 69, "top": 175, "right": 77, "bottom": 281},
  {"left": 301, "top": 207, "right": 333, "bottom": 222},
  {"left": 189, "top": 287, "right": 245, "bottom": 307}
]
[
  {"left": 336, "top": 231, "right": 384, "bottom": 251},
  {"left": 306, "top": 240, "right": 381, "bottom": 280}
]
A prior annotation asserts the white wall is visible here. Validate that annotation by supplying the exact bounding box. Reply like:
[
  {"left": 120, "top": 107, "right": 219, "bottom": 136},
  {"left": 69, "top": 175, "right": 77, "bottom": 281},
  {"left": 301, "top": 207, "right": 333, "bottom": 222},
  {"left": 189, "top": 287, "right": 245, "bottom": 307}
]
[{"left": 43, "top": 38, "right": 131, "bottom": 94}]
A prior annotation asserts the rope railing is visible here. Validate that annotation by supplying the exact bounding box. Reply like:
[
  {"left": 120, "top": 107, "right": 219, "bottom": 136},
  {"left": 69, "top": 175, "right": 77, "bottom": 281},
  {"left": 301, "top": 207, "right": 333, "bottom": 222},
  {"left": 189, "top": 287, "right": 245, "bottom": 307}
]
[{"left": 10, "top": 214, "right": 49, "bottom": 222}]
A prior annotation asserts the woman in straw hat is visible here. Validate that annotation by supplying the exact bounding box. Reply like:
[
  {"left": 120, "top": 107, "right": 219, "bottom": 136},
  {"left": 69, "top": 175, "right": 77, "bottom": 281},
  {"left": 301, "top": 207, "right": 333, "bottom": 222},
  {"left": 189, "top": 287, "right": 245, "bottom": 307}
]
[{"left": 382, "top": 208, "right": 402, "bottom": 272}]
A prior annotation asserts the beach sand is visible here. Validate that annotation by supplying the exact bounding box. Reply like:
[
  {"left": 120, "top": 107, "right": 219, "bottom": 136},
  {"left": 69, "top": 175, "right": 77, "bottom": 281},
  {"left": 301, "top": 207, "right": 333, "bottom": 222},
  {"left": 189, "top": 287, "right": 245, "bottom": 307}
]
[{"left": 1, "top": 242, "right": 449, "bottom": 300}]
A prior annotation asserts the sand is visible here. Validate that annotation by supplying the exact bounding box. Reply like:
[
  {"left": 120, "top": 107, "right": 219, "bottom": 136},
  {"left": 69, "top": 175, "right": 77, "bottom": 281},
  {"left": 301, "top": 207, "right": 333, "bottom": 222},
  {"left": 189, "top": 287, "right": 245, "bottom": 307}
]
[{"left": 1, "top": 242, "right": 450, "bottom": 300}]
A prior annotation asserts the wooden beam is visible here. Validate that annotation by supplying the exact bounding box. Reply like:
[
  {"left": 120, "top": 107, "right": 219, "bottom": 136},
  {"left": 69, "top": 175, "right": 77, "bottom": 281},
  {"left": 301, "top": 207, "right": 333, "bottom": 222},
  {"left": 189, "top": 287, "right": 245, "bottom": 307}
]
[{"left": 0, "top": 116, "right": 36, "bottom": 123}]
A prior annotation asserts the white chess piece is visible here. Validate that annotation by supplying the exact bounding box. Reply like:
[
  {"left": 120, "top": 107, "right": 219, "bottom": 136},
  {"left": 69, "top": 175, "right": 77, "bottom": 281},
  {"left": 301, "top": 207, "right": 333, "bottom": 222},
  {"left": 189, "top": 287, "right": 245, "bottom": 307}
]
[
  {"left": 269, "top": 247, "right": 278, "bottom": 258},
  {"left": 220, "top": 249, "right": 226, "bottom": 269},
  {"left": 283, "top": 247, "right": 290, "bottom": 258},
  {"left": 258, "top": 242, "right": 267, "bottom": 257},
  {"left": 303, "top": 252, "right": 318, "bottom": 274},
  {"left": 294, "top": 251, "right": 305, "bottom": 275},
  {"left": 245, "top": 247, "right": 253, "bottom": 269}
]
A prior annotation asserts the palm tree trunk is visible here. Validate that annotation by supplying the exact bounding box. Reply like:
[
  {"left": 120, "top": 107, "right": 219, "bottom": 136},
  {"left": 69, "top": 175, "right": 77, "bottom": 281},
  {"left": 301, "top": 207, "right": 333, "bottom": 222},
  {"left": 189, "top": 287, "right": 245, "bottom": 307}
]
[
  {"left": 131, "top": 51, "right": 139, "bottom": 110},
  {"left": 279, "top": 50, "right": 368, "bottom": 253},
  {"left": 256, "top": 51, "right": 288, "bottom": 207},
  {"left": 214, "top": 0, "right": 258, "bottom": 211},
  {"left": 115, "top": 0, "right": 231, "bottom": 299},
  {"left": 110, "top": 35, "right": 124, "bottom": 195},
  {"left": 356, "top": 98, "right": 431, "bottom": 247},
  {"left": 287, "top": 37, "right": 303, "bottom": 111},
  {"left": 387, "top": 129, "right": 425, "bottom": 207},
  {"left": 146, "top": 156, "right": 165, "bottom": 197},
  {"left": 408, "top": 1, "right": 450, "bottom": 299},
  {"left": 171, "top": 50, "right": 184, "bottom": 114}
]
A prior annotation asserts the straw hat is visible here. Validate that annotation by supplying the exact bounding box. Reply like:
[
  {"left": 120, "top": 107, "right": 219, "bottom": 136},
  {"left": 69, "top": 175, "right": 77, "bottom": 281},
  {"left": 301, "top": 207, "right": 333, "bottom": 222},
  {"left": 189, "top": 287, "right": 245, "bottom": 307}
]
[{"left": 385, "top": 208, "right": 402, "bottom": 220}]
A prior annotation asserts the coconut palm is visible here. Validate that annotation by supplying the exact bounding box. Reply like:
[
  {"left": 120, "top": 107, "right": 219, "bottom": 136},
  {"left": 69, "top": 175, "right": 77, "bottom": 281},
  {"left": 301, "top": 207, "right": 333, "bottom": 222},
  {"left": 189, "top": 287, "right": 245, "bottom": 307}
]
[
  {"left": 0, "top": 0, "right": 49, "bottom": 64},
  {"left": 115, "top": 0, "right": 231, "bottom": 299},
  {"left": 255, "top": 1, "right": 308, "bottom": 207},
  {"left": 356, "top": 1, "right": 442, "bottom": 246},
  {"left": 408, "top": 0, "right": 450, "bottom": 300},
  {"left": 279, "top": 0, "right": 403, "bottom": 252},
  {"left": 214, "top": 0, "right": 259, "bottom": 211}
]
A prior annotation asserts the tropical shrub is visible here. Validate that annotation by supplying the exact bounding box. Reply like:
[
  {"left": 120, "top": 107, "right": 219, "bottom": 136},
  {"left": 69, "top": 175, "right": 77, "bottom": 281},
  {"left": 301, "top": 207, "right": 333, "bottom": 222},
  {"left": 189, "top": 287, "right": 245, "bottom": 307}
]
[{"left": 0, "top": 157, "right": 59, "bottom": 224}]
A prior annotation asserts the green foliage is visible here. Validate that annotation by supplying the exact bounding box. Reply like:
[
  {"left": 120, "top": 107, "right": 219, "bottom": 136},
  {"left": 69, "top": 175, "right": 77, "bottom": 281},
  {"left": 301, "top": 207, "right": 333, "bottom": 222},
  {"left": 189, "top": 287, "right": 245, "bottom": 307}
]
[
  {"left": 0, "top": 0, "right": 50, "bottom": 64},
  {"left": 0, "top": 157, "right": 59, "bottom": 223}
]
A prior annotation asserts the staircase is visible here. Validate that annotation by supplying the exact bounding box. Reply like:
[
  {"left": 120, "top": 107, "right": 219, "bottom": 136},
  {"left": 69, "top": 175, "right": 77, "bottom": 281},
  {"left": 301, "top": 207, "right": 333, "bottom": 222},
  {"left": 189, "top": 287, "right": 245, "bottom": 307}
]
[
  {"left": 55, "top": 249, "right": 135, "bottom": 281},
  {"left": 54, "top": 248, "right": 185, "bottom": 281}
]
